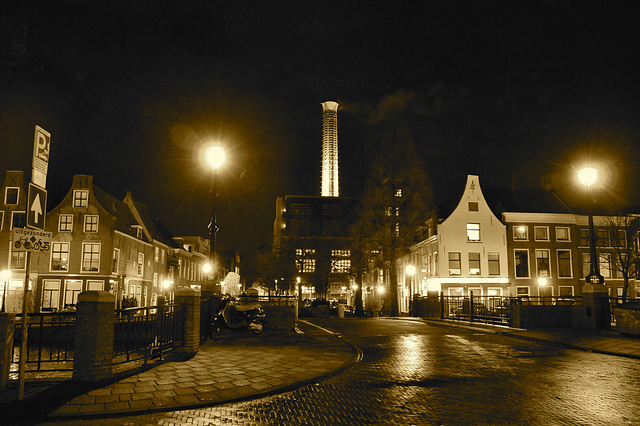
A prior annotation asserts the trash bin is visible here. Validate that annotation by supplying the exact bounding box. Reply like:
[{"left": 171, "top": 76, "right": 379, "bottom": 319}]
[{"left": 338, "top": 304, "right": 345, "bottom": 318}]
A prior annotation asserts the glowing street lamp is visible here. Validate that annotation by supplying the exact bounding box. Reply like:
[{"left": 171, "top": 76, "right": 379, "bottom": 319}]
[
  {"left": 1, "top": 269, "right": 12, "bottom": 313},
  {"left": 205, "top": 144, "right": 227, "bottom": 283},
  {"left": 577, "top": 166, "right": 604, "bottom": 285}
]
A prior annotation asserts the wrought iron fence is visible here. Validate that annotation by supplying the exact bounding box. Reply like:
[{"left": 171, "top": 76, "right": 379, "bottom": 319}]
[
  {"left": 441, "top": 295, "right": 511, "bottom": 325},
  {"left": 113, "top": 304, "right": 184, "bottom": 366},
  {"left": 11, "top": 311, "right": 76, "bottom": 376},
  {"left": 237, "top": 295, "right": 297, "bottom": 306}
]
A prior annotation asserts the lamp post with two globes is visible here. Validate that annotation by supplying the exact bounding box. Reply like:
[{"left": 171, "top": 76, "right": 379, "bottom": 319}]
[{"left": 204, "top": 144, "right": 227, "bottom": 285}]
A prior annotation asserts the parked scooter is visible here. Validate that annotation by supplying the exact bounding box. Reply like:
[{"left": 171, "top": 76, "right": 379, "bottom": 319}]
[{"left": 210, "top": 294, "right": 266, "bottom": 337}]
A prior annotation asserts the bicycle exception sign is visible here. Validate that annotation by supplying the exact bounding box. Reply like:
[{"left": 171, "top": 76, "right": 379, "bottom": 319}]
[{"left": 12, "top": 228, "right": 52, "bottom": 252}]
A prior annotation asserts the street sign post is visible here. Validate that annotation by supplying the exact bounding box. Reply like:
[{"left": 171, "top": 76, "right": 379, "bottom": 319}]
[
  {"left": 32, "top": 126, "right": 50, "bottom": 189},
  {"left": 12, "top": 227, "right": 52, "bottom": 253},
  {"left": 27, "top": 183, "right": 47, "bottom": 231}
]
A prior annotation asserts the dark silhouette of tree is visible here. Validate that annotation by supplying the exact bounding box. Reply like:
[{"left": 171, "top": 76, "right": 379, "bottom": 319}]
[
  {"left": 603, "top": 214, "right": 640, "bottom": 301},
  {"left": 352, "top": 114, "right": 434, "bottom": 316}
]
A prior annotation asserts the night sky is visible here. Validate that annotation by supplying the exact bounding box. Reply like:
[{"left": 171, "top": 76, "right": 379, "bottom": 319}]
[{"left": 2, "top": 1, "right": 640, "bottom": 261}]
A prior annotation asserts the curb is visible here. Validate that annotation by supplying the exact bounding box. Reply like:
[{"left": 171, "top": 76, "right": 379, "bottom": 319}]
[{"left": 44, "top": 328, "right": 362, "bottom": 421}]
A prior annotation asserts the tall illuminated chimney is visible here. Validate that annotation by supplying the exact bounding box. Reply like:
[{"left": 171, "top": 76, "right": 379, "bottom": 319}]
[{"left": 321, "top": 101, "right": 339, "bottom": 197}]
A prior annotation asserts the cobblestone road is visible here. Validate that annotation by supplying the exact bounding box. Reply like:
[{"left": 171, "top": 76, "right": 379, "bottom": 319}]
[{"left": 41, "top": 318, "right": 640, "bottom": 425}]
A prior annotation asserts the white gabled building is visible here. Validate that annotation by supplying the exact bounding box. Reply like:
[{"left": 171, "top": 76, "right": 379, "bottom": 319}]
[{"left": 397, "top": 175, "right": 509, "bottom": 311}]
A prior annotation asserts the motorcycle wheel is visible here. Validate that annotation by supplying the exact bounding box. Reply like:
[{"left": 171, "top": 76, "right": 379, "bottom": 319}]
[{"left": 248, "top": 320, "right": 264, "bottom": 335}]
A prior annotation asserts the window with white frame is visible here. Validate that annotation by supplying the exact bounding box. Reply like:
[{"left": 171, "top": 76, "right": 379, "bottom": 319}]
[
  {"left": 51, "top": 242, "right": 70, "bottom": 271},
  {"left": 137, "top": 253, "right": 144, "bottom": 275},
  {"left": 599, "top": 253, "right": 612, "bottom": 278},
  {"left": 42, "top": 280, "right": 61, "bottom": 311},
  {"left": 0, "top": 211, "right": 4, "bottom": 230},
  {"left": 87, "top": 280, "right": 104, "bottom": 291},
  {"left": 514, "top": 249, "right": 529, "bottom": 278},
  {"left": 73, "top": 190, "right": 89, "bottom": 207},
  {"left": 84, "top": 215, "right": 99, "bottom": 232},
  {"left": 467, "top": 223, "right": 480, "bottom": 241},
  {"left": 558, "top": 286, "right": 574, "bottom": 296},
  {"left": 557, "top": 250, "right": 572, "bottom": 278},
  {"left": 448, "top": 252, "right": 461, "bottom": 275},
  {"left": 5, "top": 187, "right": 19, "bottom": 204},
  {"left": 582, "top": 253, "right": 590, "bottom": 277},
  {"left": 488, "top": 252, "right": 500, "bottom": 275},
  {"left": 535, "top": 249, "right": 550, "bottom": 277},
  {"left": 469, "top": 252, "right": 481, "bottom": 275},
  {"left": 11, "top": 250, "right": 26, "bottom": 269},
  {"left": 556, "top": 226, "right": 570, "bottom": 241},
  {"left": 112, "top": 248, "right": 120, "bottom": 273},
  {"left": 534, "top": 226, "right": 549, "bottom": 241},
  {"left": 82, "top": 243, "right": 100, "bottom": 272},
  {"left": 11, "top": 211, "right": 26, "bottom": 229},
  {"left": 516, "top": 286, "right": 530, "bottom": 297},
  {"left": 59, "top": 214, "right": 73, "bottom": 231},
  {"left": 64, "top": 280, "right": 83, "bottom": 307},
  {"left": 513, "top": 225, "right": 528, "bottom": 240}
]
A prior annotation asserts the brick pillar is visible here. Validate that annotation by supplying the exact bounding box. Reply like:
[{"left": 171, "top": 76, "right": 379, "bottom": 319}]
[
  {"left": 0, "top": 313, "right": 16, "bottom": 388},
  {"left": 73, "top": 291, "right": 115, "bottom": 382},
  {"left": 580, "top": 283, "right": 611, "bottom": 330},
  {"left": 175, "top": 288, "right": 200, "bottom": 354}
]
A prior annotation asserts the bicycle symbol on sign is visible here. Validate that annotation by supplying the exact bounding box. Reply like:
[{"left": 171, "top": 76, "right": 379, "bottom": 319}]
[{"left": 14, "top": 236, "right": 50, "bottom": 252}]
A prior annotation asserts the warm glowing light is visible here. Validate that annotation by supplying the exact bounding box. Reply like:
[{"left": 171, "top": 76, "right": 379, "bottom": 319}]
[
  {"left": 0, "top": 270, "right": 11, "bottom": 281},
  {"left": 537, "top": 277, "right": 548, "bottom": 287},
  {"left": 405, "top": 265, "right": 416, "bottom": 276},
  {"left": 202, "top": 263, "right": 212, "bottom": 274},
  {"left": 161, "top": 280, "right": 173, "bottom": 290},
  {"left": 205, "top": 145, "right": 227, "bottom": 170},
  {"left": 351, "top": 283, "right": 358, "bottom": 291},
  {"left": 577, "top": 166, "right": 599, "bottom": 188},
  {"left": 377, "top": 285, "right": 386, "bottom": 294}
]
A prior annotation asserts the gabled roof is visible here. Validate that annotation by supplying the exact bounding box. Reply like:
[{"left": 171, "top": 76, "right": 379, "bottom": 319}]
[
  {"left": 92, "top": 184, "right": 142, "bottom": 239},
  {"left": 124, "top": 192, "right": 179, "bottom": 248},
  {"left": 434, "top": 180, "right": 576, "bottom": 223}
]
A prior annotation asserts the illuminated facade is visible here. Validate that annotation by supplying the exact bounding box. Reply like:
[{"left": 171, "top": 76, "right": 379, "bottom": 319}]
[{"left": 320, "top": 101, "right": 339, "bottom": 197}]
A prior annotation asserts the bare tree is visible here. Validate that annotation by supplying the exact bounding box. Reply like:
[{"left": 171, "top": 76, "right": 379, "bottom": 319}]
[
  {"left": 352, "top": 114, "right": 434, "bottom": 316},
  {"left": 603, "top": 214, "right": 640, "bottom": 301}
]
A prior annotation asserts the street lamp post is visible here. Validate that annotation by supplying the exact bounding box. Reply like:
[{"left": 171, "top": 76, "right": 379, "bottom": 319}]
[
  {"left": 577, "top": 166, "right": 604, "bottom": 285},
  {"left": 205, "top": 145, "right": 227, "bottom": 285},
  {"left": 1, "top": 270, "right": 12, "bottom": 312}
]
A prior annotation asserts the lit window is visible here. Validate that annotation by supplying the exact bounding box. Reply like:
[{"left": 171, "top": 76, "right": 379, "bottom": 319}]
[
  {"left": 488, "top": 252, "right": 500, "bottom": 275},
  {"left": 467, "top": 223, "right": 480, "bottom": 241},
  {"left": 42, "top": 280, "right": 60, "bottom": 311},
  {"left": 469, "top": 252, "right": 480, "bottom": 275},
  {"left": 82, "top": 243, "right": 100, "bottom": 272},
  {"left": 11, "top": 250, "right": 26, "bottom": 269},
  {"left": 534, "top": 226, "right": 549, "bottom": 241},
  {"left": 556, "top": 227, "right": 570, "bottom": 241},
  {"left": 513, "top": 226, "right": 528, "bottom": 240},
  {"left": 448, "top": 252, "right": 461, "bottom": 275},
  {"left": 515, "top": 250, "right": 529, "bottom": 278},
  {"left": 395, "top": 188, "right": 402, "bottom": 197},
  {"left": 51, "top": 242, "right": 70, "bottom": 271},
  {"left": 59, "top": 214, "right": 73, "bottom": 231},
  {"left": 4, "top": 187, "right": 19, "bottom": 205},
  {"left": 557, "top": 250, "right": 572, "bottom": 278},
  {"left": 331, "top": 249, "right": 351, "bottom": 273},
  {"left": 296, "top": 248, "right": 316, "bottom": 273},
  {"left": 137, "top": 253, "right": 144, "bottom": 275},
  {"left": 536, "top": 249, "right": 550, "bottom": 277},
  {"left": 84, "top": 215, "right": 99, "bottom": 232},
  {"left": 64, "top": 280, "right": 82, "bottom": 307},
  {"left": 73, "top": 190, "right": 89, "bottom": 207}
]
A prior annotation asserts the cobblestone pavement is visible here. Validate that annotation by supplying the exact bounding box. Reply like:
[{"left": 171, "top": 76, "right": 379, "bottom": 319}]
[{"left": 38, "top": 318, "right": 640, "bottom": 425}]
